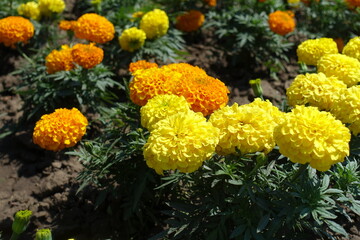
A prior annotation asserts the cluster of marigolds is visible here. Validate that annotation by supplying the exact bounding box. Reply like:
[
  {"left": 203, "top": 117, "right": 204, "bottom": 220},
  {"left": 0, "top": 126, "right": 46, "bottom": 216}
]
[{"left": 0, "top": 0, "right": 359, "bottom": 176}]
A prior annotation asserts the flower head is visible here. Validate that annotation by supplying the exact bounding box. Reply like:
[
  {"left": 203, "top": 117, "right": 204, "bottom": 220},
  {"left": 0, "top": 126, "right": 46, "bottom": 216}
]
[
  {"left": 12, "top": 210, "right": 32, "bottom": 235},
  {"left": 296, "top": 38, "right": 338, "bottom": 66},
  {"left": 59, "top": 20, "right": 76, "bottom": 31},
  {"left": 129, "top": 68, "right": 182, "bottom": 106},
  {"left": 175, "top": 10, "right": 205, "bottom": 32},
  {"left": 317, "top": 53, "right": 360, "bottom": 87},
  {"left": 345, "top": 0, "right": 360, "bottom": 8},
  {"left": 268, "top": 10, "right": 296, "bottom": 36},
  {"left": 128, "top": 60, "right": 158, "bottom": 73},
  {"left": 119, "top": 27, "right": 146, "bottom": 52},
  {"left": 38, "top": 0, "right": 65, "bottom": 15},
  {"left": 71, "top": 42, "right": 104, "bottom": 69},
  {"left": 331, "top": 86, "right": 360, "bottom": 136},
  {"left": 35, "top": 229, "right": 52, "bottom": 240},
  {"left": 141, "top": 94, "right": 191, "bottom": 131},
  {"left": 342, "top": 36, "right": 360, "bottom": 61},
  {"left": 45, "top": 44, "right": 74, "bottom": 74},
  {"left": 209, "top": 99, "right": 283, "bottom": 155},
  {"left": 33, "top": 108, "right": 88, "bottom": 151},
  {"left": 144, "top": 111, "right": 219, "bottom": 174},
  {"left": 132, "top": 11, "right": 144, "bottom": 18},
  {"left": 286, "top": 73, "right": 347, "bottom": 110},
  {"left": 17, "top": 2, "right": 41, "bottom": 21},
  {"left": 73, "top": 13, "right": 115, "bottom": 44},
  {"left": 274, "top": 105, "right": 350, "bottom": 171},
  {"left": 162, "top": 63, "right": 229, "bottom": 116},
  {"left": 140, "top": 9, "right": 169, "bottom": 39},
  {"left": 0, "top": 16, "right": 34, "bottom": 48},
  {"left": 287, "top": 0, "right": 301, "bottom": 7},
  {"left": 203, "top": 0, "right": 217, "bottom": 6}
]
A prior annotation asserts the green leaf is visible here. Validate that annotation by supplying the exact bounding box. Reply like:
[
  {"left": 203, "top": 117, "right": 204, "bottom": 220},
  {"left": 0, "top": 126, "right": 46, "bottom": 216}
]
[
  {"left": 230, "top": 225, "right": 246, "bottom": 239},
  {"left": 325, "top": 220, "right": 349, "bottom": 238},
  {"left": 256, "top": 214, "right": 270, "bottom": 233}
]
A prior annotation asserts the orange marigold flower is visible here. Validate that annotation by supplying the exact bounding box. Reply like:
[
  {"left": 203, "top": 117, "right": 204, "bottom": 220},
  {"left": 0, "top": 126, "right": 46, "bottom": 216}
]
[
  {"left": 128, "top": 60, "right": 158, "bottom": 73},
  {"left": 268, "top": 10, "right": 296, "bottom": 36},
  {"left": 33, "top": 108, "right": 88, "bottom": 151},
  {"left": 0, "top": 16, "right": 34, "bottom": 48},
  {"left": 59, "top": 20, "right": 76, "bottom": 31},
  {"left": 345, "top": 0, "right": 360, "bottom": 8},
  {"left": 73, "top": 13, "right": 115, "bottom": 44},
  {"left": 71, "top": 42, "right": 104, "bottom": 69},
  {"left": 162, "top": 63, "right": 229, "bottom": 116},
  {"left": 203, "top": 0, "right": 216, "bottom": 6},
  {"left": 129, "top": 68, "right": 182, "bottom": 106},
  {"left": 45, "top": 45, "right": 74, "bottom": 74},
  {"left": 176, "top": 10, "right": 205, "bottom": 32}
]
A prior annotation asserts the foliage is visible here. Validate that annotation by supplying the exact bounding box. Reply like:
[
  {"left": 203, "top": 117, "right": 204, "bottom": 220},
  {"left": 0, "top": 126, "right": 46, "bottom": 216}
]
[{"left": 12, "top": 50, "right": 120, "bottom": 121}]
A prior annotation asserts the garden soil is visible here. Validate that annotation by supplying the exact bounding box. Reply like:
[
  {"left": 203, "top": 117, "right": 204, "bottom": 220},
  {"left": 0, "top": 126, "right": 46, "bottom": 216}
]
[{"left": 0, "top": 5, "right": 360, "bottom": 239}]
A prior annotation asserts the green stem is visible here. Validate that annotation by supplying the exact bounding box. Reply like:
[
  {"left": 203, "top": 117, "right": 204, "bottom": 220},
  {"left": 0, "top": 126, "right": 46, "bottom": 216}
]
[
  {"left": 291, "top": 163, "right": 309, "bottom": 182},
  {"left": 16, "top": 45, "right": 35, "bottom": 66},
  {"left": 10, "top": 232, "right": 20, "bottom": 240}
]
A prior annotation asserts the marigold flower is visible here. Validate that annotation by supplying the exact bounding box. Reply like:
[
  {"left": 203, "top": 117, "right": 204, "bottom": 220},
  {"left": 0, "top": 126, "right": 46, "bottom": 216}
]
[
  {"left": 209, "top": 100, "right": 283, "bottom": 155},
  {"left": 0, "top": 16, "right": 34, "bottom": 48},
  {"left": 274, "top": 105, "right": 350, "bottom": 171},
  {"left": 17, "top": 2, "right": 41, "bottom": 21},
  {"left": 175, "top": 10, "right": 205, "bottom": 32},
  {"left": 331, "top": 86, "right": 360, "bottom": 136},
  {"left": 38, "top": 0, "right": 65, "bottom": 15},
  {"left": 132, "top": 11, "right": 144, "bottom": 18},
  {"left": 119, "top": 27, "right": 146, "bottom": 52},
  {"left": 203, "top": 0, "right": 217, "bottom": 6},
  {"left": 296, "top": 38, "right": 338, "bottom": 66},
  {"left": 143, "top": 111, "right": 219, "bottom": 174},
  {"left": 59, "top": 20, "right": 76, "bottom": 31},
  {"left": 268, "top": 10, "right": 296, "bottom": 36},
  {"left": 342, "top": 36, "right": 360, "bottom": 60},
  {"left": 128, "top": 60, "right": 158, "bottom": 73},
  {"left": 73, "top": 13, "right": 115, "bottom": 44},
  {"left": 286, "top": 73, "right": 347, "bottom": 110},
  {"left": 345, "top": 0, "right": 360, "bottom": 7},
  {"left": 317, "top": 53, "right": 360, "bottom": 87},
  {"left": 140, "top": 9, "right": 169, "bottom": 39},
  {"left": 71, "top": 42, "right": 104, "bottom": 69},
  {"left": 129, "top": 68, "right": 182, "bottom": 106},
  {"left": 141, "top": 94, "right": 191, "bottom": 131},
  {"left": 162, "top": 63, "right": 229, "bottom": 116},
  {"left": 33, "top": 108, "right": 88, "bottom": 151},
  {"left": 45, "top": 44, "right": 74, "bottom": 74},
  {"left": 288, "top": 0, "right": 301, "bottom": 7}
]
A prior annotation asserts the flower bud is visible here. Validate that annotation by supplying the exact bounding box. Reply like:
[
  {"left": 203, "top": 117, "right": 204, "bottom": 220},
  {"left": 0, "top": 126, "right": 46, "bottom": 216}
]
[
  {"left": 249, "top": 78, "right": 263, "bottom": 100},
  {"left": 35, "top": 229, "right": 52, "bottom": 240},
  {"left": 12, "top": 210, "right": 32, "bottom": 234}
]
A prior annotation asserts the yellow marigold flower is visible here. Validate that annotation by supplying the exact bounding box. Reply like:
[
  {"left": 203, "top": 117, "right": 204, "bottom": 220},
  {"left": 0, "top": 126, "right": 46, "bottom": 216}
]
[
  {"left": 132, "top": 11, "right": 144, "bottom": 18},
  {"left": 140, "top": 9, "right": 169, "bottom": 39},
  {"left": 342, "top": 36, "right": 360, "bottom": 61},
  {"left": 91, "top": 0, "right": 102, "bottom": 4},
  {"left": 38, "top": 0, "right": 65, "bottom": 16},
  {"left": 162, "top": 63, "right": 229, "bottom": 116},
  {"left": 288, "top": 0, "right": 301, "bottom": 7},
  {"left": 143, "top": 111, "right": 219, "bottom": 174},
  {"left": 274, "top": 105, "right": 350, "bottom": 171},
  {"left": 71, "top": 42, "right": 104, "bottom": 69},
  {"left": 317, "top": 53, "right": 360, "bottom": 87},
  {"left": 45, "top": 44, "right": 74, "bottom": 74},
  {"left": 118, "top": 27, "right": 146, "bottom": 52},
  {"left": 345, "top": 0, "right": 360, "bottom": 7},
  {"left": 268, "top": 10, "right": 296, "bottom": 36},
  {"left": 33, "top": 108, "right": 88, "bottom": 151},
  {"left": 59, "top": 20, "right": 76, "bottom": 31},
  {"left": 175, "top": 10, "right": 205, "bottom": 32},
  {"left": 17, "top": 2, "right": 41, "bottom": 21},
  {"left": 209, "top": 100, "right": 282, "bottom": 155},
  {"left": 286, "top": 73, "right": 347, "bottom": 110},
  {"left": 141, "top": 94, "right": 191, "bottom": 131},
  {"left": 203, "top": 0, "right": 217, "bottom": 6},
  {"left": 128, "top": 60, "right": 158, "bottom": 73},
  {"left": 73, "top": 13, "right": 115, "bottom": 44},
  {"left": 0, "top": 16, "right": 34, "bottom": 48},
  {"left": 331, "top": 86, "right": 360, "bottom": 136},
  {"left": 296, "top": 38, "right": 338, "bottom": 66},
  {"left": 129, "top": 68, "right": 182, "bottom": 106}
]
